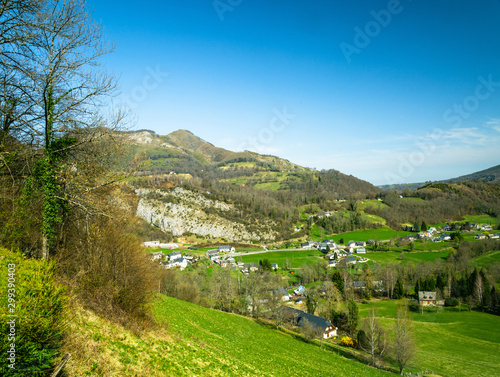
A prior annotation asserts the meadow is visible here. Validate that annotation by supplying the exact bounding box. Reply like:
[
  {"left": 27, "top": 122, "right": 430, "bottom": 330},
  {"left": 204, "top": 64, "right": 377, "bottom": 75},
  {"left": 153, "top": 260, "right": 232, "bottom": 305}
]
[
  {"left": 358, "top": 300, "right": 500, "bottom": 377},
  {"left": 328, "top": 226, "right": 413, "bottom": 243},
  {"left": 240, "top": 248, "right": 324, "bottom": 268},
  {"left": 152, "top": 296, "right": 391, "bottom": 376},
  {"left": 472, "top": 249, "right": 500, "bottom": 268},
  {"left": 366, "top": 250, "right": 453, "bottom": 265}
]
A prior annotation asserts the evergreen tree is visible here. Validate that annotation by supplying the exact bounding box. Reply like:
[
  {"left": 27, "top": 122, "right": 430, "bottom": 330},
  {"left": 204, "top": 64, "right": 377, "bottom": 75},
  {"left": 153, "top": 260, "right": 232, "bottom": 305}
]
[
  {"left": 421, "top": 221, "right": 428, "bottom": 231},
  {"left": 332, "top": 271, "right": 345, "bottom": 296},
  {"left": 306, "top": 293, "right": 317, "bottom": 314},
  {"left": 347, "top": 298, "right": 359, "bottom": 335},
  {"left": 394, "top": 279, "right": 405, "bottom": 299}
]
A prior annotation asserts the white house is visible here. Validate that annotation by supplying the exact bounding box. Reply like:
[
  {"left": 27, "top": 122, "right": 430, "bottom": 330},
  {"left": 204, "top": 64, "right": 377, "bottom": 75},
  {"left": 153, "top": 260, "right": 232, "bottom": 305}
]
[
  {"left": 294, "top": 285, "right": 306, "bottom": 295},
  {"left": 218, "top": 245, "right": 235, "bottom": 253},
  {"left": 171, "top": 258, "right": 188, "bottom": 271},
  {"left": 207, "top": 249, "right": 220, "bottom": 262},
  {"left": 149, "top": 251, "right": 165, "bottom": 261},
  {"left": 143, "top": 240, "right": 160, "bottom": 247},
  {"left": 168, "top": 251, "right": 182, "bottom": 261},
  {"left": 159, "top": 243, "right": 179, "bottom": 249},
  {"left": 327, "top": 260, "right": 337, "bottom": 268}
]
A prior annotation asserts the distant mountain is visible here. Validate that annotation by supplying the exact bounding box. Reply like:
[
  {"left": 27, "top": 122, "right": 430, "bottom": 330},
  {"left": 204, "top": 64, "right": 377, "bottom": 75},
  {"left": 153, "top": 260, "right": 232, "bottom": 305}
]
[
  {"left": 378, "top": 182, "right": 428, "bottom": 191},
  {"left": 124, "top": 129, "right": 377, "bottom": 196},
  {"left": 378, "top": 165, "right": 500, "bottom": 191},
  {"left": 444, "top": 164, "right": 500, "bottom": 184}
]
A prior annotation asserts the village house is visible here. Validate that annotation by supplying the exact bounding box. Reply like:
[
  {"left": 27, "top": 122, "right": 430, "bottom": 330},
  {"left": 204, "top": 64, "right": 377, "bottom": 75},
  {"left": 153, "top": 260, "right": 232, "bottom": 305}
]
[
  {"left": 475, "top": 233, "right": 487, "bottom": 240},
  {"left": 206, "top": 249, "right": 220, "bottom": 262},
  {"left": 242, "top": 263, "right": 259, "bottom": 273},
  {"left": 171, "top": 257, "right": 188, "bottom": 270},
  {"left": 218, "top": 245, "right": 235, "bottom": 253},
  {"left": 168, "top": 251, "right": 182, "bottom": 261},
  {"left": 442, "top": 224, "right": 452, "bottom": 232},
  {"left": 271, "top": 263, "right": 279, "bottom": 270},
  {"left": 356, "top": 248, "right": 367, "bottom": 254},
  {"left": 143, "top": 240, "right": 160, "bottom": 247},
  {"left": 270, "top": 287, "right": 290, "bottom": 301},
  {"left": 158, "top": 243, "right": 179, "bottom": 249},
  {"left": 489, "top": 233, "right": 500, "bottom": 239},
  {"left": 440, "top": 234, "right": 451, "bottom": 241},
  {"left": 345, "top": 256, "right": 357, "bottom": 265},
  {"left": 285, "top": 307, "right": 337, "bottom": 339},
  {"left": 294, "top": 285, "right": 306, "bottom": 295},
  {"left": 149, "top": 251, "right": 165, "bottom": 261},
  {"left": 480, "top": 224, "right": 493, "bottom": 231},
  {"left": 327, "top": 260, "right": 337, "bottom": 268},
  {"left": 418, "top": 291, "right": 437, "bottom": 306}
]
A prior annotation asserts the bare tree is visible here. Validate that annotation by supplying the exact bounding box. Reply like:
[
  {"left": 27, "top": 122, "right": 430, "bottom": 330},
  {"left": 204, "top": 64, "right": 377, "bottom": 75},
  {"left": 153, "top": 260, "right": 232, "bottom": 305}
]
[
  {"left": 4, "top": 0, "right": 127, "bottom": 258},
  {"left": 301, "top": 318, "right": 319, "bottom": 342},
  {"left": 360, "top": 307, "right": 387, "bottom": 366},
  {"left": 392, "top": 306, "right": 415, "bottom": 375}
]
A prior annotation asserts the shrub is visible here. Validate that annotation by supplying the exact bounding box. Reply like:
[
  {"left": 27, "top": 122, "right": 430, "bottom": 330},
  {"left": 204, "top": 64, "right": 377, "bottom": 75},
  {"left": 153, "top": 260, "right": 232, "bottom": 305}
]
[
  {"left": 0, "top": 248, "right": 68, "bottom": 376},
  {"left": 445, "top": 297, "right": 459, "bottom": 307},
  {"left": 57, "top": 218, "right": 156, "bottom": 325},
  {"left": 357, "top": 329, "right": 367, "bottom": 349},
  {"left": 408, "top": 300, "right": 420, "bottom": 312},
  {"left": 340, "top": 336, "right": 357, "bottom": 348}
]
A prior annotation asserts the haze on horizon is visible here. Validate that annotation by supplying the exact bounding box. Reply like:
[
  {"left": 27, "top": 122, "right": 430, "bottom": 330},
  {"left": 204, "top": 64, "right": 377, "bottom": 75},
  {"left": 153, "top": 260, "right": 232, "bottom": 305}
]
[{"left": 87, "top": 0, "right": 500, "bottom": 185}]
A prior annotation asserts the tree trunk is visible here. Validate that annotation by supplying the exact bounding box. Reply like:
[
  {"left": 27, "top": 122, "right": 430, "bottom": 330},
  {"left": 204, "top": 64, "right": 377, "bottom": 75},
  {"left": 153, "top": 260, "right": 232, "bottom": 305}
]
[{"left": 42, "top": 235, "right": 48, "bottom": 259}]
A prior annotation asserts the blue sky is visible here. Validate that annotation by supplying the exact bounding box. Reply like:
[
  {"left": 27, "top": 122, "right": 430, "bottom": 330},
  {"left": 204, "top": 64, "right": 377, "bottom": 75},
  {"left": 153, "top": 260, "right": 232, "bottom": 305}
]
[{"left": 87, "top": 0, "right": 500, "bottom": 185}]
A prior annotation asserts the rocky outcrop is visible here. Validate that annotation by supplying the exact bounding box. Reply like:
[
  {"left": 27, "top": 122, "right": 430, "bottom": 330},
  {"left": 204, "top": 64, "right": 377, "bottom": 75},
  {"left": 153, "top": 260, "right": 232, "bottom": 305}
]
[{"left": 135, "top": 187, "right": 276, "bottom": 242}]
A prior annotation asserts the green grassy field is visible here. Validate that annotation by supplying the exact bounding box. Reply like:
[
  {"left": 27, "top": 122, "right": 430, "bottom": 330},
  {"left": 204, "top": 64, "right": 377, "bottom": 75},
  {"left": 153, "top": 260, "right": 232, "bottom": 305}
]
[
  {"left": 472, "top": 249, "right": 500, "bottom": 268},
  {"left": 358, "top": 300, "right": 500, "bottom": 377},
  {"left": 240, "top": 248, "right": 325, "bottom": 268},
  {"left": 366, "top": 250, "right": 452, "bottom": 265},
  {"left": 152, "top": 296, "right": 391, "bottom": 376},
  {"left": 329, "top": 227, "right": 413, "bottom": 243},
  {"left": 462, "top": 214, "right": 499, "bottom": 226},
  {"left": 359, "top": 199, "right": 389, "bottom": 210}
]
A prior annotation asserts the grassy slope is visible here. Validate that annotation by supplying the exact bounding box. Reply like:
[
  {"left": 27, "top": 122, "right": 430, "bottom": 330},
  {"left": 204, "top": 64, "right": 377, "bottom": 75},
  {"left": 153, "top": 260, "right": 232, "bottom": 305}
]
[
  {"left": 240, "top": 248, "right": 325, "bottom": 268},
  {"left": 472, "top": 249, "right": 500, "bottom": 268},
  {"left": 64, "top": 296, "right": 391, "bottom": 376},
  {"left": 358, "top": 300, "right": 500, "bottom": 377},
  {"left": 154, "top": 296, "right": 390, "bottom": 377},
  {"left": 367, "top": 250, "right": 453, "bottom": 265}
]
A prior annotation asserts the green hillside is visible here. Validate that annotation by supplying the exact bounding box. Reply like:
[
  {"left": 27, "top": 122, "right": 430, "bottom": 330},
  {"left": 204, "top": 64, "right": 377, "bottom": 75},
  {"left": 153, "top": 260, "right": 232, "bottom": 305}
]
[
  {"left": 359, "top": 300, "right": 500, "bottom": 377},
  {"left": 64, "top": 295, "right": 391, "bottom": 376}
]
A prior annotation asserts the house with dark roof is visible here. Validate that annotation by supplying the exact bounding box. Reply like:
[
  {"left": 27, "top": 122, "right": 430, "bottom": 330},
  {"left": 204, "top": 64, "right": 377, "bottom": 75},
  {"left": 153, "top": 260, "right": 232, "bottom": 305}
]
[
  {"left": 418, "top": 291, "right": 437, "bottom": 306},
  {"left": 242, "top": 263, "right": 259, "bottom": 273},
  {"left": 345, "top": 256, "right": 357, "bottom": 265},
  {"left": 270, "top": 287, "right": 290, "bottom": 301},
  {"left": 284, "top": 307, "right": 337, "bottom": 339}
]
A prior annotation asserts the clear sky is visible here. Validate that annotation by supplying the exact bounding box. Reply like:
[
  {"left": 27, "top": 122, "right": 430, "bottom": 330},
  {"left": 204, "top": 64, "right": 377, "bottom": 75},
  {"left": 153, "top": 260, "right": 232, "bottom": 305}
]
[{"left": 86, "top": 0, "right": 500, "bottom": 185}]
